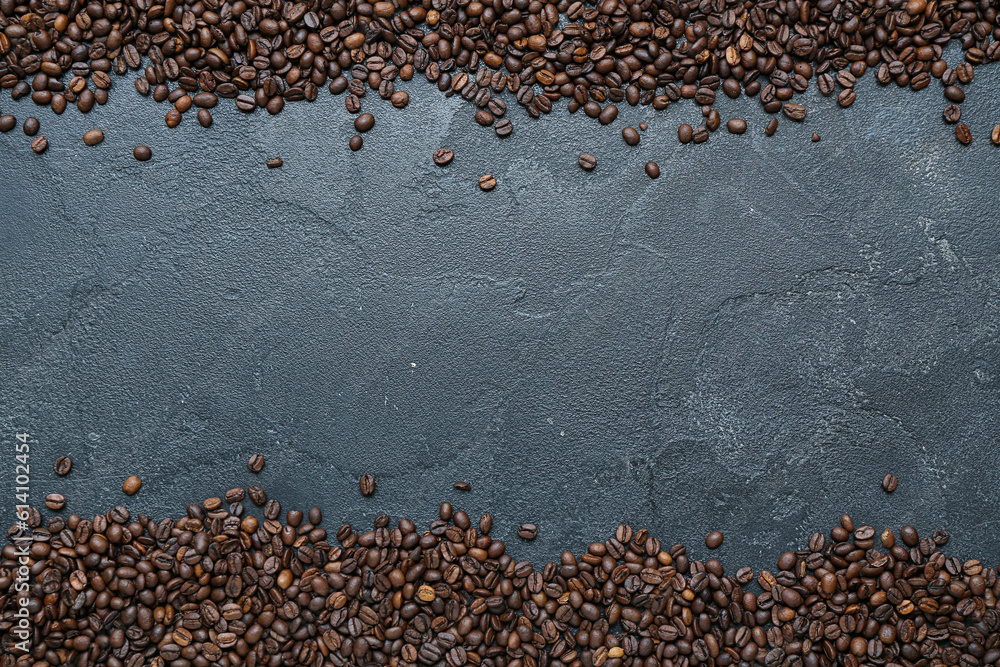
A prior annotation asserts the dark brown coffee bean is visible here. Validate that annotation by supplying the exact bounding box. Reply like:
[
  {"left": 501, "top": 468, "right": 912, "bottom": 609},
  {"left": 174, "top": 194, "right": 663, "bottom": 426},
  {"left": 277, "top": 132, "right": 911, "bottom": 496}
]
[
  {"left": 644, "top": 161, "right": 659, "bottom": 178},
  {"left": 943, "top": 104, "right": 962, "bottom": 123},
  {"left": 956, "top": 123, "right": 972, "bottom": 145},
  {"left": 494, "top": 119, "right": 513, "bottom": 137},
  {"left": 518, "top": 523, "right": 538, "bottom": 539},
  {"left": 235, "top": 95, "right": 256, "bottom": 112},
  {"left": 248, "top": 454, "right": 265, "bottom": 473},
  {"left": 31, "top": 136, "right": 48, "bottom": 153},
  {"left": 944, "top": 86, "right": 965, "bottom": 103},
  {"left": 692, "top": 126, "right": 709, "bottom": 143},
  {"left": 453, "top": 482, "right": 471, "bottom": 491},
  {"left": 578, "top": 153, "right": 597, "bottom": 170},
  {"left": 266, "top": 157, "right": 283, "bottom": 168},
  {"left": 678, "top": 124, "right": 694, "bottom": 143},
  {"left": 0, "top": 115, "right": 15, "bottom": 133},
  {"left": 197, "top": 109, "right": 213, "bottom": 127},
  {"left": 23, "top": 117, "right": 40, "bottom": 136},
  {"left": 433, "top": 148, "right": 454, "bottom": 166},
  {"left": 818, "top": 73, "right": 835, "bottom": 95},
  {"left": 54, "top": 456, "right": 72, "bottom": 476},
  {"left": 83, "top": 129, "right": 104, "bottom": 146},
  {"left": 598, "top": 105, "right": 618, "bottom": 125},
  {"left": 838, "top": 89, "right": 856, "bottom": 107},
  {"left": 782, "top": 103, "right": 807, "bottom": 121},
  {"left": 359, "top": 473, "right": 376, "bottom": 495},
  {"left": 355, "top": 112, "right": 375, "bottom": 132},
  {"left": 727, "top": 118, "right": 747, "bottom": 134},
  {"left": 992, "top": 124, "right": 1000, "bottom": 146},
  {"left": 706, "top": 531, "right": 724, "bottom": 548},
  {"left": 122, "top": 475, "right": 142, "bottom": 495},
  {"left": 478, "top": 174, "right": 497, "bottom": 191},
  {"left": 44, "top": 493, "right": 66, "bottom": 511},
  {"left": 349, "top": 135, "right": 363, "bottom": 151},
  {"left": 134, "top": 146, "right": 152, "bottom": 162},
  {"left": 165, "top": 109, "right": 181, "bottom": 127},
  {"left": 811, "top": 132, "right": 821, "bottom": 142},
  {"left": 474, "top": 109, "right": 495, "bottom": 126},
  {"left": 248, "top": 485, "right": 266, "bottom": 505},
  {"left": 622, "top": 126, "right": 640, "bottom": 145},
  {"left": 882, "top": 473, "right": 899, "bottom": 493},
  {"left": 766, "top": 118, "right": 779, "bottom": 136}
]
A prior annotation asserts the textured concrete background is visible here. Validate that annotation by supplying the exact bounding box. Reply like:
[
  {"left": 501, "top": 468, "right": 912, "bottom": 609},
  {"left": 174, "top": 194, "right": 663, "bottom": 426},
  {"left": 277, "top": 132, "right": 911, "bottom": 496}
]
[{"left": 1, "top": 53, "right": 999, "bottom": 570}]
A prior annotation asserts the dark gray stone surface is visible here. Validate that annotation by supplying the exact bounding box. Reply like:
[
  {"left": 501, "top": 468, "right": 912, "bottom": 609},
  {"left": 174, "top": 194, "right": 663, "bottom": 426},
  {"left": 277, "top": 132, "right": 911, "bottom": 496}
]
[{"left": 1, "top": 58, "right": 999, "bottom": 571}]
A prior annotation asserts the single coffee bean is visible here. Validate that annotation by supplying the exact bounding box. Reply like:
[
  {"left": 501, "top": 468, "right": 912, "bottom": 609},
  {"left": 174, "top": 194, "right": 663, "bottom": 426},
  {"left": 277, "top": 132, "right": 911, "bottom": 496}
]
[
  {"left": 639, "top": 122, "right": 648, "bottom": 131},
  {"left": 433, "top": 148, "right": 454, "bottom": 165},
  {"left": 494, "top": 118, "right": 513, "bottom": 137},
  {"left": 812, "top": 132, "right": 821, "bottom": 142},
  {"left": 518, "top": 523, "right": 538, "bottom": 539},
  {"left": 782, "top": 103, "right": 807, "bottom": 121},
  {"left": 692, "top": 126, "right": 709, "bottom": 143},
  {"left": 248, "top": 454, "right": 265, "bottom": 473},
  {"left": 197, "top": 109, "right": 213, "bottom": 127},
  {"left": 943, "top": 85, "right": 965, "bottom": 103},
  {"left": 838, "top": 89, "right": 856, "bottom": 107},
  {"left": 474, "top": 109, "right": 494, "bottom": 126},
  {"left": 0, "top": 115, "right": 16, "bottom": 132},
  {"left": 165, "top": 109, "right": 181, "bottom": 127},
  {"left": 122, "top": 475, "right": 142, "bottom": 495},
  {"left": 622, "top": 126, "right": 640, "bottom": 145},
  {"left": 266, "top": 157, "right": 283, "bottom": 168},
  {"left": 598, "top": 104, "right": 618, "bottom": 125},
  {"left": 349, "top": 135, "right": 363, "bottom": 151},
  {"left": 31, "top": 136, "right": 48, "bottom": 153},
  {"left": 390, "top": 91, "right": 409, "bottom": 108},
  {"left": 247, "top": 485, "right": 266, "bottom": 505},
  {"left": 54, "top": 456, "right": 73, "bottom": 476},
  {"left": 44, "top": 493, "right": 66, "bottom": 511},
  {"left": 817, "top": 73, "right": 835, "bottom": 95},
  {"left": 992, "top": 124, "right": 1000, "bottom": 146},
  {"left": 193, "top": 92, "right": 217, "bottom": 108},
  {"left": 727, "top": 118, "right": 747, "bottom": 134},
  {"left": 359, "top": 473, "right": 376, "bottom": 496},
  {"left": 355, "top": 112, "right": 375, "bottom": 132},
  {"left": 644, "top": 161, "right": 659, "bottom": 178},
  {"left": 478, "top": 174, "right": 497, "bottom": 191},
  {"left": 133, "top": 146, "right": 152, "bottom": 161},
  {"left": 453, "top": 481, "right": 471, "bottom": 491},
  {"left": 943, "top": 104, "right": 962, "bottom": 123},
  {"left": 578, "top": 153, "right": 597, "bottom": 170},
  {"left": 23, "top": 117, "right": 40, "bottom": 136},
  {"left": 765, "top": 118, "right": 779, "bottom": 136},
  {"left": 235, "top": 95, "right": 256, "bottom": 112},
  {"left": 706, "top": 531, "right": 724, "bottom": 549},
  {"left": 956, "top": 123, "right": 972, "bottom": 145},
  {"left": 83, "top": 129, "right": 104, "bottom": 146},
  {"left": 706, "top": 109, "right": 721, "bottom": 131},
  {"left": 678, "top": 123, "right": 693, "bottom": 143},
  {"left": 882, "top": 473, "right": 899, "bottom": 493}
]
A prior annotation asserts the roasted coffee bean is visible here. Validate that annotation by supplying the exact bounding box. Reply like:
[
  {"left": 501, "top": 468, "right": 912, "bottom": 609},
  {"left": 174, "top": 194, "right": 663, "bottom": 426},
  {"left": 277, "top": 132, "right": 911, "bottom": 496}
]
[
  {"left": 706, "top": 531, "right": 724, "bottom": 549},
  {"left": 83, "top": 129, "right": 104, "bottom": 146},
  {"left": 390, "top": 91, "right": 409, "bottom": 108},
  {"left": 478, "top": 174, "right": 497, "bottom": 191},
  {"left": 838, "top": 89, "right": 856, "bottom": 107},
  {"left": 359, "top": 473, "right": 376, "bottom": 495},
  {"left": 622, "top": 126, "right": 640, "bottom": 145},
  {"left": 30, "top": 136, "right": 48, "bottom": 153},
  {"left": 453, "top": 481, "right": 471, "bottom": 491},
  {"left": 678, "top": 124, "right": 694, "bottom": 144},
  {"left": 0, "top": 115, "right": 15, "bottom": 133},
  {"left": 355, "top": 112, "right": 375, "bottom": 132},
  {"left": 644, "top": 161, "right": 659, "bottom": 178},
  {"left": 782, "top": 103, "right": 807, "bottom": 121},
  {"left": 727, "top": 118, "right": 747, "bottom": 134},
  {"left": 248, "top": 454, "right": 265, "bottom": 473},
  {"left": 349, "top": 135, "right": 364, "bottom": 151},
  {"left": 197, "top": 109, "right": 213, "bottom": 127},
  {"left": 44, "top": 493, "right": 66, "bottom": 510},
  {"left": 943, "top": 105, "right": 962, "bottom": 123},
  {"left": 433, "top": 148, "right": 454, "bottom": 166},
  {"left": 956, "top": 123, "right": 973, "bottom": 145},
  {"left": 132, "top": 145, "right": 152, "bottom": 161},
  {"left": 54, "top": 456, "right": 72, "bottom": 476},
  {"left": 706, "top": 109, "right": 721, "bottom": 131},
  {"left": 766, "top": 118, "right": 779, "bottom": 136},
  {"left": 266, "top": 157, "right": 283, "bottom": 168},
  {"left": 812, "top": 132, "right": 821, "bottom": 142},
  {"left": 579, "top": 153, "right": 597, "bottom": 170},
  {"left": 882, "top": 473, "right": 899, "bottom": 493},
  {"left": 692, "top": 126, "right": 710, "bottom": 143},
  {"left": 494, "top": 119, "right": 513, "bottom": 137},
  {"left": 23, "top": 117, "right": 40, "bottom": 136},
  {"left": 518, "top": 523, "right": 538, "bottom": 539},
  {"left": 992, "top": 124, "right": 1000, "bottom": 146},
  {"left": 598, "top": 105, "right": 618, "bottom": 125},
  {"left": 122, "top": 475, "right": 142, "bottom": 495},
  {"left": 475, "top": 109, "right": 495, "bottom": 126},
  {"left": 165, "top": 109, "right": 181, "bottom": 127},
  {"left": 944, "top": 86, "right": 965, "bottom": 103},
  {"left": 247, "top": 485, "right": 267, "bottom": 505}
]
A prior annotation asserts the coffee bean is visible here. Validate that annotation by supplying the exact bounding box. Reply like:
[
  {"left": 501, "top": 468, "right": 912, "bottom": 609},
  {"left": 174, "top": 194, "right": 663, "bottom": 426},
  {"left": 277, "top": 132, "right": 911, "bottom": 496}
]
[
  {"left": 692, "top": 126, "right": 709, "bottom": 143},
  {"left": 478, "top": 174, "right": 497, "bottom": 191},
  {"left": 678, "top": 124, "right": 693, "bottom": 143},
  {"left": 475, "top": 109, "right": 495, "bottom": 126},
  {"left": 494, "top": 118, "right": 513, "bottom": 137},
  {"left": 838, "top": 89, "right": 856, "bottom": 107},
  {"left": 644, "top": 161, "right": 659, "bottom": 178},
  {"left": 992, "top": 124, "right": 1000, "bottom": 146},
  {"left": 578, "top": 153, "right": 597, "bottom": 170},
  {"left": 165, "top": 109, "right": 181, "bottom": 127},
  {"left": 197, "top": 109, "right": 213, "bottom": 127},
  {"left": 782, "top": 103, "right": 807, "bottom": 121},
  {"left": 0, "top": 115, "right": 16, "bottom": 132},
  {"left": 882, "top": 473, "right": 899, "bottom": 493},
  {"left": 639, "top": 122, "right": 648, "bottom": 131},
  {"left": 706, "top": 531, "right": 724, "bottom": 549},
  {"left": 812, "top": 132, "right": 821, "bottom": 142},
  {"left": 706, "top": 109, "right": 721, "bottom": 132},
  {"left": 248, "top": 454, "right": 265, "bottom": 473},
  {"left": 44, "top": 493, "right": 66, "bottom": 511},
  {"left": 818, "top": 73, "right": 835, "bottom": 95},
  {"left": 956, "top": 123, "right": 972, "bottom": 145},
  {"left": 23, "top": 117, "right": 40, "bottom": 136},
  {"left": 622, "top": 126, "right": 640, "bottom": 145},
  {"left": 247, "top": 485, "right": 267, "bottom": 505},
  {"left": 31, "top": 136, "right": 48, "bottom": 153},
  {"left": 266, "top": 157, "right": 283, "bottom": 168},
  {"left": 598, "top": 105, "right": 618, "bottom": 125},
  {"left": 518, "top": 523, "right": 538, "bottom": 539},
  {"left": 122, "top": 475, "right": 142, "bottom": 495},
  {"left": 433, "top": 148, "right": 454, "bottom": 166},
  {"left": 235, "top": 95, "right": 256, "bottom": 112},
  {"left": 349, "top": 135, "right": 363, "bottom": 151},
  {"left": 359, "top": 473, "right": 376, "bottom": 496},
  {"left": 54, "top": 456, "right": 72, "bottom": 476},
  {"left": 353, "top": 112, "right": 375, "bottom": 132},
  {"left": 453, "top": 481, "right": 471, "bottom": 491},
  {"left": 942, "top": 104, "right": 962, "bottom": 124},
  {"left": 765, "top": 118, "right": 779, "bottom": 136},
  {"left": 83, "top": 129, "right": 104, "bottom": 146},
  {"left": 944, "top": 86, "right": 965, "bottom": 103},
  {"left": 727, "top": 118, "right": 747, "bottom": 134}
]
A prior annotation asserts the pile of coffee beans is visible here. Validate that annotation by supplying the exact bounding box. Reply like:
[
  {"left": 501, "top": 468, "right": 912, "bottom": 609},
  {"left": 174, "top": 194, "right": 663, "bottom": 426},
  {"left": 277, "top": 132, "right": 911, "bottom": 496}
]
[
  {"left": 2, "top": 0, "right": 1000, "bottom": 149},
  {"left": 2, "top": 494, "right": 998, "bottom": 667}
]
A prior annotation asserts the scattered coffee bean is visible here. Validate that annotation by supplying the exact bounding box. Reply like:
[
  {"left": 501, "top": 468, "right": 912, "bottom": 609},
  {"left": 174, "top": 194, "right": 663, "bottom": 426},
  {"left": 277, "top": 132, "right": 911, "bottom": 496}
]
[
  {"left": 598, "top": 105, "right": 619, "bottom": 125},
  {"left": 248, "top": 453, "right": 265, "bottom": 472},
  {"left": 644, "top": 161, "right": 660, "bottom": 178},
  {"left": 133, "top": 145, "right": 152, "bottom": 161},
  {"left": 0, "top": 115, "right": 16, "bottom": 133},
  {"left": 453, "top": 481, "right": 471, "bottom": 491},
  {"left": 266, "top": 157, "right": 283, "bottom": 168},
  {"left": 83, "top": 129, "right": 104, "bottom": 146},
  {"left": 783, "top": 103, "right": 807, "bottom": 121},
  {"left": 478, "top": 174, "right": 497, "bottom": 191},
  {"left": 765, "top": 118, "right": 779, "bottom": 136},
  {"left": 678, "top": 124, "right": 694, "bottom": 143},
  {"left": 812, "top": 132, "right": 821, "bottom": 142},
  {"left": 197, "top": 109, "right": 213, "bottom": 127},
  {"left": 433, "top": 149, "right": 454, "bottom": 166},
  {"left": 122, "top": 475, "right": 142, "bottom": 495},
  {"left": 44, "top": 493, "right": 66, "bottom": 510},
  {"left": 349, "top": 135, "right": 364, "bottom": 151},
  {"left": 838, "top": 89, "right": 856, "bottom": 107},
  {"left": 23, "top": 117, "right": 39, "bottom": 136},
  {"left": 706, "top": 109, "right": 721, "bottom": 131},
  {"left": 882, "top": 473, "right": 899, "bottom": 493},
  {"left": 992, "top": 124, "right": 1000, "bottom": 146},
  {"left": 494, "top": 118, "right": 513, "bottom": 137},
  {"left": 943, "top": 104, "right": 962, "bottom": 124},
  {"left": 578, "top": 153, "right": 597, "bottom": 171},
  {"left": 359, "top": 473, "right": 376, "bottom": 496},
  {"left": 247, "top": 485, "right": 267, "bottom": 505},
  {"left": 956, "top": 123, "right": 973, "bottom": 145},
  {"left": 727, "top": 118, "right": 747, "bottom": 134},
  {"left": 354, "top": 112, "right": 375, "bottom": 132},
  {"left": 53, "top": 456, "right": 72, "bottom": 476},
  {"left": 30, "top": 136, "right": 48, "bottom": 153},
  {"left": 517, "top": 523, "right": 538, "bottom": 539},
  {"left": 165, "top": 109, "right": 181, "bottom": 127},
  {"left": 622, "top": 126, "right": 640, "bottom": 145},
  {"left": 944, "top": 85, "right": 965, "bottom": 103},
  {"left": 692, "top": 126, "right": 709, "bottom": 143},
  {"left": 706, "top": 530, "right": 724, "bottom": 549},
  {"left": 475, "top": 110, "right": 495, "bottom": 126}
]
